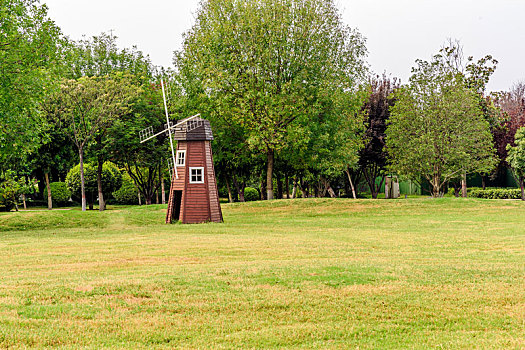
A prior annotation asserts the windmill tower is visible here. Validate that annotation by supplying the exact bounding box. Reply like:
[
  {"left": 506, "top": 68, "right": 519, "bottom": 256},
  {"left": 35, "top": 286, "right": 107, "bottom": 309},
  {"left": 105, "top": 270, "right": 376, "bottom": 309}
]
[
  {"left": 165, "top": 117, "right": 223, "bottom": 224},
  {"left": 139, "top": 79, "right": 222, "bottom": 224}
]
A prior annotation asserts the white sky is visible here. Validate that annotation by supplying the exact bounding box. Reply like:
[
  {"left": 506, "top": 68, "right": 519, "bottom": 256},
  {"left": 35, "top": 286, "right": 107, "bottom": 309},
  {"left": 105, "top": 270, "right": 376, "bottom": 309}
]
[{"left": 43, "top": 0, "right": 525, "bottom": 92}]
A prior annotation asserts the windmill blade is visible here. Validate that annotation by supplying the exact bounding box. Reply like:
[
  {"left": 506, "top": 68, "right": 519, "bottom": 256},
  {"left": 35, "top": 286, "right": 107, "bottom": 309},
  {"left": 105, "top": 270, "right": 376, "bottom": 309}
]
[
  {"left": 167, "top": 157, "right": 175, "bottom": 180},
  {"left": 139, "top": 126, "right": 154, "bottom": 143}
]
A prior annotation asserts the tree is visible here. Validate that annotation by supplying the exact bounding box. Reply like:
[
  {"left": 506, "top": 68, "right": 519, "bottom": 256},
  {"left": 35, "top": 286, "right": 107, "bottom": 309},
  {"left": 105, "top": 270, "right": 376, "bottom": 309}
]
[
  {"left": 0, "top": 0, "right": 63, "bottom": 171},
  {"left": 65, "top": 162, "right": 122, "bottom": 209},
  {"left": 56, "top": 74, "right": 138, "bottom": 211},
  {"left": 506, "top": 127, "right": 525, "bottom": 200},
  {"left": 359, "top": 75, "right": 400, "bottom": 198},
  {"left": 493, "top": 82, "right": 525, "bottom": 164},
  {"left": 175, "top": 0, "right": 367, "bottom": 199},
  {"left": 66, "top": 32, "right": 155, "bottom": 211},
  {"left": 386, "top": 46, "right": 496, "bottom": 197}
]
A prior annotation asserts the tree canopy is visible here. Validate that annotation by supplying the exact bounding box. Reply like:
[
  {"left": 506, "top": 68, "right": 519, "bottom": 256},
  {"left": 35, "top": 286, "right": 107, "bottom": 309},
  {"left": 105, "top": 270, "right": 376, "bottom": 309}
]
[
  {"left": 175, "top": 0, "right": 367, "bottom": 199},
  {"left": 386, "top": 45, "right": 496, "bottom": 196}
]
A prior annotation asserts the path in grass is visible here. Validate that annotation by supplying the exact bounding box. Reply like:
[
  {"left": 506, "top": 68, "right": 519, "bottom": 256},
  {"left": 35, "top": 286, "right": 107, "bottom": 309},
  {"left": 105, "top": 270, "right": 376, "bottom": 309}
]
[{"left": 0, "top": 198, "right": 524, "bottom": 348}]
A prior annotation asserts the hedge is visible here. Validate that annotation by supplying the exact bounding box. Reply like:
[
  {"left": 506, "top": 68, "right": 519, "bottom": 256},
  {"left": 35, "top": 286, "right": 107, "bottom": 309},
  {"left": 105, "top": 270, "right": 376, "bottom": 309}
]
[
  {"left": 43, "top": 182, "right": 72, "bottom": 206},
  {"left": 449, "top": 187, "right": 523, "bottom": 199}
]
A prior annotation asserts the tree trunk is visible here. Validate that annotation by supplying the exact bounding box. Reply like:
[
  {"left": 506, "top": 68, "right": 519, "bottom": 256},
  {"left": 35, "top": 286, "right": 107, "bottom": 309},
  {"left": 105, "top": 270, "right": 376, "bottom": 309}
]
[
  {"left": 232, "top": 176, "right": 245, "bottom": 202},
  {"left": 291, "top": 177, "right": 297, "bottom": 199},
  {"left": 97, "top": 158, "right": 105, "bottom": 211},
  {"left": 432, "top": 174, "right": 441, "bottom": 198},
  {"left": 285, "top": 173, "right": 289, "bottom": 199},
  {"left": 520, "top": 177, "right": 525, "bottom": 201},
  {"left": 481, "top": 176, "right": 486, "bottom": 190},
  {"left": 146, "top": 197, "right": 152, "bottom": 205},
  {"left": 138, "top": 191, "right": 142, "bottom": 205},
  {"left": 45, "top": 171, "right": 52, "bottom": 210},
  {"left": 344, "top": 169, "right": 357, "bottom": 199},
  {"left": 79, "top": 148, "right": 87, "bottom": 211},
  {"left": 22, "top": 194, "right": 27, "bottom": 210},
  {"left": 266, "top": 149, "right": 274, "bottom": 200},
  {"left": 461, "top": 172, "right": 467, "bottom": 198},
  {"left": 225, "top": 178, "right": 234, "bottom": 203},
  {"left": 161, "top": 177, "right": 165, "bottom": 205},
  {"left": 260, "top": 177, "right": 267, "bottom": 200},
  {"left": 277, "top": 177, "right": 283, "bottom": 199}
]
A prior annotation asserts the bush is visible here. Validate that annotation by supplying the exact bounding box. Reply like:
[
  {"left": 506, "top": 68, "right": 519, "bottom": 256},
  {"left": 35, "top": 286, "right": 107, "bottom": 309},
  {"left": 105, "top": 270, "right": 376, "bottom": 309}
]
[
  {"left": 112, "top": 175, "right": 139, "bottom": 205},
  {"left": 450, "top": 187, "right": 522, "bottom": 199},
  {"left": 469, "top": 187, "right": 521, "bottom": 199},
  {"left": 0, "top": 177, "right": 19, "bottom": 212},
  {"left": 66, "top": 162, "right": 122, "bottom": 205},
  {"left": 244, "top": 187, "right": 259, "bottom": 201},
  {"left": 43, "top": 182, "right": 72, "bottom": 206}
]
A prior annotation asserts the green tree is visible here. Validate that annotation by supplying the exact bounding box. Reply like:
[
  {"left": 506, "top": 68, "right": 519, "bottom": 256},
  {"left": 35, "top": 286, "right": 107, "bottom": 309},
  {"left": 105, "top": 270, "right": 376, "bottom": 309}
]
[
  {"left": 506, "top": 127, "right": 525, "bottom": 200},
  {"left": 65, "top": 162, "right": 122, "bottom": 209},
  {"left": 386, "top": 46, "right": 496, "bottom": 197},
  {"left": 56, "top": 74, "right": 138, "bottom": 211},
  {"left": 175, "top": 0, "right": 367, "bottom": 199},
  {"left": 0, "top": 0, "right": 63, "bottom": 171}
]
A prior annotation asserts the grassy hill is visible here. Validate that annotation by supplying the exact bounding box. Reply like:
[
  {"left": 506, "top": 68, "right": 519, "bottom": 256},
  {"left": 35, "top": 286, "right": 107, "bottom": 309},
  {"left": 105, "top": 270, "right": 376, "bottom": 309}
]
[{"left": 0, "top": 198, "right": 524, "bottom": 348}]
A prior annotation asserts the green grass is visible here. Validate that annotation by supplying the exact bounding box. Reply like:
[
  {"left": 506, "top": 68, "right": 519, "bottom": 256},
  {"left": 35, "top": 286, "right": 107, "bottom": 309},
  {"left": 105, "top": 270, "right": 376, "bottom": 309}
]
[{"left": 0, "top": 198, "right": 524, "bottom": 349}]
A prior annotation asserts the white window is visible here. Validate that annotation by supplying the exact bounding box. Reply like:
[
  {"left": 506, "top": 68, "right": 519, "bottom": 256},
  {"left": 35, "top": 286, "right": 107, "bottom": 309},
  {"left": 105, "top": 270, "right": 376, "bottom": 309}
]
[
  {"left": 189, "top": 167, "right": 204, "bottom": 183},
  {"left": 176, "top": 150, "right": 186, "bottom": 166}
]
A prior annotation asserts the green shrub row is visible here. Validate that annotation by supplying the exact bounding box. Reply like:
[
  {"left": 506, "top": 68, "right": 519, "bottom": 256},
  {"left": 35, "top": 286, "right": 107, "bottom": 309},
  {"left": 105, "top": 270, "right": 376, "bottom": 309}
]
[
  {"left": 448, "top": 186, "right": 523, "bottom": 199},
  {"left": 469, "top": 187, "right": 522, "bottom": 199}
]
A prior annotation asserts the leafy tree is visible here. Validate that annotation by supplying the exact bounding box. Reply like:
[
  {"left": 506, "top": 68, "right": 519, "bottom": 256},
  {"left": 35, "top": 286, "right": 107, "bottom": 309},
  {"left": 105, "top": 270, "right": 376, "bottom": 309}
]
[
  {"left": 175, "top": 0, "right": 367, "bottom": 199},
  {"left": 65, "top": 162, "right": 122, "bottom": 209},
  {"left": 359, "top": 75, "right": 400, "bottom": 198},
  {"left": 386, "top": 46, "right": 496, "bottom": 197},
  {"left": 56, "top": 74, "right": 138, "bottom": 211},
  {"left": 506, "top": 127, "right": 525, "bottom": 200},
  {"left": 493, "top": 83, "right": 525, "bottom": 164},
  {"left": 0, "top": 0, "right": 63, "bottom": 171},
  {"left": 65, "top": 33, "right": 155, "bottom": 211},
  {"left": 107, "top": 82, "right": 166, "bottom": 205}
]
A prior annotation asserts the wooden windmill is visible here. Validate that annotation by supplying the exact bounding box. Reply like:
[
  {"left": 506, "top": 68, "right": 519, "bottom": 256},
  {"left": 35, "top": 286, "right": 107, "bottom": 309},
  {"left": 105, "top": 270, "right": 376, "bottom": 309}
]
[{"left": 139, "top": 79, "right": 223, "bottom": 224}]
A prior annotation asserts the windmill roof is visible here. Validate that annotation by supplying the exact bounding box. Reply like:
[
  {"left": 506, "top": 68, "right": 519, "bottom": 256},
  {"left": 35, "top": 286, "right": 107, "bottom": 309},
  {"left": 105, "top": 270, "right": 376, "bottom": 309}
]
[{"left": 172, "top": 117, "right": 214, "bottom": 141}]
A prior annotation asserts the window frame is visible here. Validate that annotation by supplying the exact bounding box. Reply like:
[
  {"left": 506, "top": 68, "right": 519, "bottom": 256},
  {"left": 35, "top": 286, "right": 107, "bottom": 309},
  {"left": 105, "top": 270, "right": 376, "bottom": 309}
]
[
  {"left": 189, "top": 167, "right": 205, "bottom": 184},
  {"left": 176, "top": 150, "right": 186, "bottom": 167}
]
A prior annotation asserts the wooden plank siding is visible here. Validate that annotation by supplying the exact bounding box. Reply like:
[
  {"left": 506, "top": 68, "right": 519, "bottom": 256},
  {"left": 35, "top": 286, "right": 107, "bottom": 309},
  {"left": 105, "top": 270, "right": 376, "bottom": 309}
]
[{"left": 165, "top": 126, "right": 223, "bottom": 224}]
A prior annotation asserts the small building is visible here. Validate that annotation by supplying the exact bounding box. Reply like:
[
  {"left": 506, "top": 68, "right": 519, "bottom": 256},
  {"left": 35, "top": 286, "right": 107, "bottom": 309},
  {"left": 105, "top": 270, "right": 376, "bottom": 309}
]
[{"left": 165, "top": 117, "right": 223, "bottom": 224}]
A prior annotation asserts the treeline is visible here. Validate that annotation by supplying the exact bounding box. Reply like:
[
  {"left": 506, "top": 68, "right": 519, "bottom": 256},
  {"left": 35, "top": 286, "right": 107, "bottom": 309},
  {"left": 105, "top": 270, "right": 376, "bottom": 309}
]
[{"left": 2, "top": 0, "right": 525, "bottom": 212}]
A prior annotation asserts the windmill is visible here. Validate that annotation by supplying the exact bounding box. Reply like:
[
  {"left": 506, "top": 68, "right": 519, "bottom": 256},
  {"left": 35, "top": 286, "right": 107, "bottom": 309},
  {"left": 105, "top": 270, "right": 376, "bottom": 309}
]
[{"left": 139, "top": 79, "right": 223, "bottom": 224}]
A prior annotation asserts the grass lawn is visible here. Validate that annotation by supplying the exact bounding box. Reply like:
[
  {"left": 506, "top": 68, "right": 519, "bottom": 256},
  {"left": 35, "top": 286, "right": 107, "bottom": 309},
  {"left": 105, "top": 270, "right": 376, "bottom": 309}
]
[{"left": 0, "top": 198, "right": 524, "bottom": 349}]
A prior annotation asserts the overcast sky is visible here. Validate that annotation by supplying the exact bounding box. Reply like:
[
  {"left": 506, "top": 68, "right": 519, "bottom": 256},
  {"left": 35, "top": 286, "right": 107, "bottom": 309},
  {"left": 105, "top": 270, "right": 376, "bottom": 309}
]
[{"left": 43, "top": 0, "right": 525, "bottom": 92}]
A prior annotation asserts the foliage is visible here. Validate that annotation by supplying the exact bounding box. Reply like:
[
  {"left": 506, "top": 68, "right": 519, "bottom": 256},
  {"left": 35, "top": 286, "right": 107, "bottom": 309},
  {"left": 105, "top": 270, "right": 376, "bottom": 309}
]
[
  {"left": 506, "top": 127, "right": 525, "bottom": 199},
  {"left": 0, "top": 0, "right": 63, "bottom": 171},
  {"left": 65, "top": 162, "right": 122, "bottom": 206},
  {"left": 176, "top": 0, "right": 368, "bottom": 199},
  {"left": 466, "top": 187, "right": 521, "bottom": 199},
  {"left": 112, "top": 175, "right": 139, "bottom": 205},
  {"left": 359, "top": 75, "right": 400, "bottom": 198},
  {"left": 43, "top": 182, "right": 71, "bottom": 206},
  {"left": 493, "top": 82, "right": 525, "bottom": 164},
  {"left": 0, "top": 175, "right": 19, "bottom": 212},
  {"left": 243, "top": 187, "right": 259, "bottom": 202},
  {"left": 386, "top": 44, "right": 497, "bottom": 196},
  {"left": 54, "top": 73, "right": 138, "bottom": 210}
]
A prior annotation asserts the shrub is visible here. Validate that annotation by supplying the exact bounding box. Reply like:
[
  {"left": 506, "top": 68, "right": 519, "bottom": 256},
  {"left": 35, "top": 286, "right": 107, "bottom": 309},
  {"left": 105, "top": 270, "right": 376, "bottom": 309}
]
[
  {"left": 244, "top": 187, "right": 259, "bottom": 201},
  {"left": 462, "top": 187, "right": 521, "bottom": 199},
  {"left": 0, "top": 177, "right": 19, "bottom": 212},
  {"left": 112, "top": 175, "right": 139, "bottom": 205},
  {"left": 43, "top": 182, "right": 72, "bottom": 206},
  {"left": 66, "top": 162, "right": 122, "bottom": 205}
]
